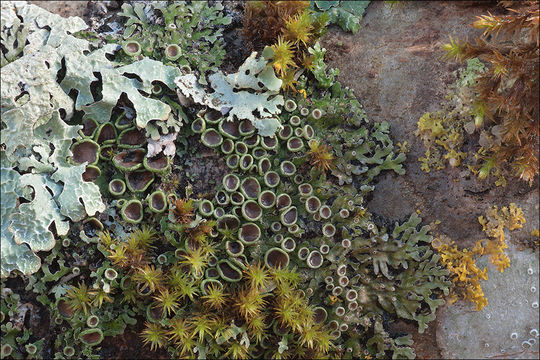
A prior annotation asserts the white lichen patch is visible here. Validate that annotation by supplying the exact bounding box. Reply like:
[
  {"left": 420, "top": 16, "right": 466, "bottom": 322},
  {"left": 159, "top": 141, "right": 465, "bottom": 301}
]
[
  {"left": 147, "top": 132, "right": 178, "bottom": 158},
  {"left": 175, "top": 51, "right": 284, "bottom": 137}
]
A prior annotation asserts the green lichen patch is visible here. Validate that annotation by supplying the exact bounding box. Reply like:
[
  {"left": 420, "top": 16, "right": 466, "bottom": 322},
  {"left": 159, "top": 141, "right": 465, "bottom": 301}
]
[
  {"left": 0, "top": 3, "right": 109, "bottom": 278},
  {"left": 115, "top": 1, "right": 231, "bottom": 84},
  {"left": 0, "top": 15, "right": 28, "bottom": 67},
  {"left": 415, "top": 57, "right": 518, "bottom": 185},
  {"left": 80, "top": 58, "right": 179, "bottom": 131},
  {"left": 308, "top": 42, "right": 340, "bottom": 89},
  {"left": 166, "top": 62, "right": 445, "bottom": 357},
  {"left": 313, "top": 0, "right": 370, "bottom": 34}
]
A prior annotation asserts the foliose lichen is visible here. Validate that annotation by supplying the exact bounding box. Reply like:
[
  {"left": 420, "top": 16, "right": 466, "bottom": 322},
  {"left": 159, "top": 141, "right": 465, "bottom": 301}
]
[
  {"left": 114, "top": 1, "right": 231, "bottom": 85},
  {"left": 175, "top": 51, "right": 284, "bottom": 137},
  {"left": 434, "top": 203, "right": 526, "bottom": 311},
  {"left": 312, "top": 0, "right": 370, "bottom": 34}
]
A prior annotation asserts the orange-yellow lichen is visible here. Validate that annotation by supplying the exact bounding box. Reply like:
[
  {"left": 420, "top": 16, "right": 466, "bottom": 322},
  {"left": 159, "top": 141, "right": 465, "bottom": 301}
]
[
  {"left": 478, "top": 202, "right": 525, "bottom": 272},
  {"left": 435, "top": 236, "right": 488, "bottom": 311},
  {"left": 435, "top": 203, "right": 526, "bottom": 311}
]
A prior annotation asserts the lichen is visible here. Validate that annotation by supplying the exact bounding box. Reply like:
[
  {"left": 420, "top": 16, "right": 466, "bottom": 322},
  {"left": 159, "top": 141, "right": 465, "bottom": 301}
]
[
  {"left": 435, "top": 203, "right": 526, "bottom": 310},
  {"left": 0, "top": 158, "right": 41, "bottom": 277},
  {"left": 313, "top": 0, "right": 370, "bottom": 34},
  {"left": 0, "top": 3, "right": 108, "bottom": 276},
  {"left": 415, "top": 56, "right": 523, "bottom": 186},
  {"left": 175, "top": 51, "right": 284, "bottom": 136},
  {"left": 115, "top": 1, "right": 231, "bottom": 85},
  {"left": 308, "top": 42, "right": 340, "bottom": 89},
  {"left": 416, "top": 111, "right": 467, "bottom": 172},
  {"left": 0, "top": 1, "right": 202, "bottom": 277},
  {"left": 0, "top": 15, "right": 28, "bottom": 67}
]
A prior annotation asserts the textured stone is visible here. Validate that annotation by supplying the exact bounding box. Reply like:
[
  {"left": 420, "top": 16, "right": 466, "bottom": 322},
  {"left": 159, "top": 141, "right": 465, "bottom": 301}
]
[{"left": 437, "top": 243, "right": 539, "bottom": 359}]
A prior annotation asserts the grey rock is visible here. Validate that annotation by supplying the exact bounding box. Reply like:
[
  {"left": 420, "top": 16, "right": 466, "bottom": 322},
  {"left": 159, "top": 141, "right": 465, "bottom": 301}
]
[{"left": 437, "top": 242, "right": 539, "bottom": 359}]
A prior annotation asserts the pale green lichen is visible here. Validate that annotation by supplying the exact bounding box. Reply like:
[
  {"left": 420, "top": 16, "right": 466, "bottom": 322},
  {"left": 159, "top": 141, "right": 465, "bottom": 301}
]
[
  {"left": 1, "top": 52, "right": 73, "bottom": 162},
  {"left": 0, "top": 159, "right": 41, "bottom": 277},
  {"left": 117, "top": 1, "right": 231, "bottom": 85},
  {"left": 313, "top": 0, "right": 370, "bottom": 34},
  {"left": 175, "top": 51, "right": 284, "bottom": 136},
  {"left": 1, "top": 3, "right": 109, "bottom": 277},
  {"left": 79, "top": 58, "right": 181, "bottom": 132},
  {"left": 7, "top": 2, "right": 185, "bottom": 141},
  {"left": 308, "top": 42, "right": 340, "bottom": 89},
  {"left": 0, "top": 16, "right": 28, "bottom": 67}
]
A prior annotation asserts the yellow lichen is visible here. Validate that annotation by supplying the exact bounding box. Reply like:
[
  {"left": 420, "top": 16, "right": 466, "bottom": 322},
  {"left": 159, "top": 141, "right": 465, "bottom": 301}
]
[
  {"left": 532, "top": 229, "right": 540, "bottom": 248},
  {"left": 478, "top": 203, "right": 525, "bottom": 271},
  {"left": 416, "top": 111, "right": 468, "bottom": 172},
  {"left": 396, "top": 141, "right": 409, "bottom": 154},
  {"left": 435, "top": 236, "right": 488, "bottom": 311},
  {"left": 435, "top": 203, "right": 526, "bottom": 310}
]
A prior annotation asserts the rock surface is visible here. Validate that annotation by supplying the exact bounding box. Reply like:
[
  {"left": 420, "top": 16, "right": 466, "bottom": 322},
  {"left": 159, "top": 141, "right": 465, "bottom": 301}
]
[
  {"left": 29, "top": 1, "right": 89, "bottom": 19},
  {"left": 437, "top": 242, "right": 539, "bottom": 359}
]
